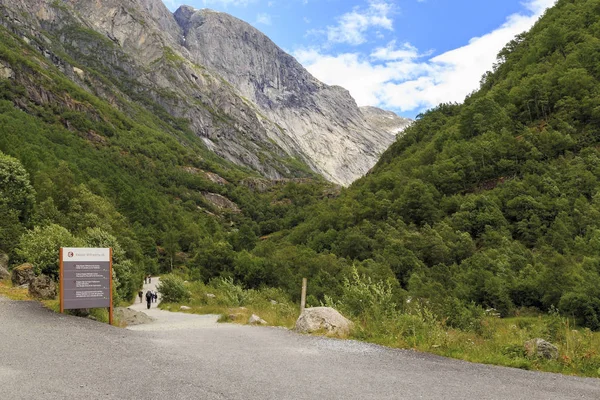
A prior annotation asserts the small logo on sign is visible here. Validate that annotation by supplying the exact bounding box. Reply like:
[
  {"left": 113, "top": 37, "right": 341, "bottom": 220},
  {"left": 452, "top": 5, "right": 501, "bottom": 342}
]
[{"left": 67, "top": 252, "right": 74, "bottom": 258}]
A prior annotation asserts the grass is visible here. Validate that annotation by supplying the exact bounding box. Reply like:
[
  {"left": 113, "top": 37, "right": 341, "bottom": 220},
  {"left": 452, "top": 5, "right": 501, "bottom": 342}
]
[
  {"left": 0, "top": 278, "right": 31, "bottom": 300},
  {"left": 158, "top": 278, "right": 298, "bottom": 328},
  {"left": 346, "top": 310, "right": 600, "bottom": 378}
]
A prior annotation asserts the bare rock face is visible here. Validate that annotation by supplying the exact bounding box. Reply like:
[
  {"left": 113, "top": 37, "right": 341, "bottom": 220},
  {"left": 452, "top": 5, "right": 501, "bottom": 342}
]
[
  {"left": 524, "top": 338, "right": 559, "bottom": 360},
  {"left": 174, "top": 7, "right": 402, "bottom": 185},
  {"left": 203, "top": 192, "right": 241, "bottom": 213},
  {"left": 28, "top": 274, "right": 57, "bottom": 299},
  {"left": 11, "top": 263, "right": 35, "bottom": 286},
  {"left": 295, "top": 307, "right": 353, "bottom": 337}
]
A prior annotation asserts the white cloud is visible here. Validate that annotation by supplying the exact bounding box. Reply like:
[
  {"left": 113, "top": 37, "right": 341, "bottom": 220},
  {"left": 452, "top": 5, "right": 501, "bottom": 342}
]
[
  {"left": 320, "top": 1, "right": 394, "bottom": 45},
  {"left": 256, "top": 12, "right": 272, "bottom": 25},
  {"left": 295, "top": 0, "right": 557, "bottom": 114}
]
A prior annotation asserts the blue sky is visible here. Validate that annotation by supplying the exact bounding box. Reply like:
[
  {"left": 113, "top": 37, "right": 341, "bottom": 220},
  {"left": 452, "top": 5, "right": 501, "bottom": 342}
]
[{"left": 163, "top": 0, "right": 557, "bottom": 118}]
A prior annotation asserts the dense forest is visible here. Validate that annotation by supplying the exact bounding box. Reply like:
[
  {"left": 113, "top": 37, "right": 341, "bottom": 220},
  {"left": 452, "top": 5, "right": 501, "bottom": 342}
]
[{"left": 2, "top": 0, "right": 600, "bottom": 333}]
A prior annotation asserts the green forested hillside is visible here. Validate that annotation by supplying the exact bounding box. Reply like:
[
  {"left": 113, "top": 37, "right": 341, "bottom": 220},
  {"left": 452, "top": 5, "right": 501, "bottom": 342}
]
[
  {"left": 0, "top": 22, "right": 330, "bottom": 303},
  {"left": 265, "top": 0, "right": 600, "bottom": 330}
]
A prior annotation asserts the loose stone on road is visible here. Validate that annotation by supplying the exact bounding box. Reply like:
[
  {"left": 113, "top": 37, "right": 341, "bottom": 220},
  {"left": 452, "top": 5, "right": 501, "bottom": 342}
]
[{"left": 1, "top": 289, "right": 599, "bottom": 399}]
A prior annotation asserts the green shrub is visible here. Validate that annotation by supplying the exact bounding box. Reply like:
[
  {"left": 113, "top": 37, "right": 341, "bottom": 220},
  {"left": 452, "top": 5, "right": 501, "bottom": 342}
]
[
  {"left": 157, "top": 274, "right": 190, "bottom": 303},
  {"left": 559, "top": 292, "right": 600, "bottom": 331},
  {"left": 210, "top": 276, "right": 248, "bottom": 307}
]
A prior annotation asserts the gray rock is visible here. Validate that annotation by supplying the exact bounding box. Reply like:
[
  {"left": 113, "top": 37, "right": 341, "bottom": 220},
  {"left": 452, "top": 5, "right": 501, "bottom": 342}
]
[
  {"left": 28, "top": 275, "right": 57, "bottom": 300},
  {"left": 0, "top": 253, "right": 9, "bottom": 280},
  {"left": 270, "top": 300, "right": 278, "bottom": 305},
  {"left": 0, "top": 62, "right": 14, "bottom": 79},
  {"left": 114, "top": 307, "right": 155, "bottom": 326},
  {"left": 295, "top": 307, "right": 353, "bottom": 337},
  {"left": 0, "top": 266, "right": 9, "bottom": 280},
  {"left": 180, "top": 306, "right": 191, "bottom": 311},
  {"left": 206, "top": 293, "right": 216, "bottom": 298},
  {"left": 524, "top": 338, "right": 559, "bottom": 360},
  {"left": 248, "top": 314, "right": 267, "bottom": 325},
  {"left": 11, "top": 263, "right": 35, "bottom": 286}
]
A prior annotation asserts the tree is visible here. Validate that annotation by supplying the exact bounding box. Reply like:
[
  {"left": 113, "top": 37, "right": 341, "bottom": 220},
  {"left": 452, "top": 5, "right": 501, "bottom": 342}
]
[
  {"left": 16, "top": 224, "right": 83, "bottom": 277},
  {"left": 0, "top": 151, "right": 35, "bottom": 224}
]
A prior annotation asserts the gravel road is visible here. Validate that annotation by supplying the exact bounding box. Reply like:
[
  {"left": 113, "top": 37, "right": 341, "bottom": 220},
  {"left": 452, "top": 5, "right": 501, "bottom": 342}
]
[{"left": 1, "top": 286, "right": 599, "bottom": 399}]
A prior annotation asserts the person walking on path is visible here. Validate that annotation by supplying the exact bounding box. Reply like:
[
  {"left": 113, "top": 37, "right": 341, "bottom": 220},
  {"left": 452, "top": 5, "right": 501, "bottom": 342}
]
[
  {"left": 138, "top": 290, "right": 143, "bottom": 303},
  {"left": 145, "top": 290, "right": 152, "bottom": 309}
]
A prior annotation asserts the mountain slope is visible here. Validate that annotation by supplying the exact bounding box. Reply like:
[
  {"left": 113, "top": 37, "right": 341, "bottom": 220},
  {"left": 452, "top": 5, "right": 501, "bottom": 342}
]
[
  {"left": 174, "top": 6, "right": 409, "bottom": 185},
  {"left": 1, "top": 0, "right": 408, "bottom": 185}
]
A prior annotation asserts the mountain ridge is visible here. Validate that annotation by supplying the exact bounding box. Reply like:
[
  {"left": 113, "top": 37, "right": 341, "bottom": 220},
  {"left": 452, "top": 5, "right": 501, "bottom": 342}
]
[{"left": 1, "top": 0, "right": 410, "bottom": 186}]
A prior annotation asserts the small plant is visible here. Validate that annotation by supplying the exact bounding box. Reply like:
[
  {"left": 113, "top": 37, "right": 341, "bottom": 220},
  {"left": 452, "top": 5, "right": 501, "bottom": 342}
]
[{"left": 157, "top": 274, "right": 190, "bottom": 303}]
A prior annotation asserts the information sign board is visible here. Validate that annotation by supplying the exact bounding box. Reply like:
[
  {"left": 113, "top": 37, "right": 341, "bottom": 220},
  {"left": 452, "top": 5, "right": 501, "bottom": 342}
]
[{"left": 60, "top": 248, "right": 113, "bottom": 324}]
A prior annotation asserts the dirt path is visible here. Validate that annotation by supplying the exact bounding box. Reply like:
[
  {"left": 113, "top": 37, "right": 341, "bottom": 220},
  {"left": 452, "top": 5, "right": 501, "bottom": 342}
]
[{"left": 127, "top": 277, "right": 219, "bottom": 331}]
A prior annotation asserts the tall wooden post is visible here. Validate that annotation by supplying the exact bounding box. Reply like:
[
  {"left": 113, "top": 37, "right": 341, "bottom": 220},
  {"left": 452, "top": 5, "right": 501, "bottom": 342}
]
[{"left": 300, "top": 277, "right": 307, "bottom": 314}]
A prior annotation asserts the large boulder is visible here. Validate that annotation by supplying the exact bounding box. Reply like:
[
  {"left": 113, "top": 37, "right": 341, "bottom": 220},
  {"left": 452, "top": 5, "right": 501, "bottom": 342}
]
[
  {"left": 28, "top": 275, "right": 57, "bottom": 300},
  {"left": 115, "top": 307, "right": 155, "bottom": 326},
  {"left": 295, "top": 307, "right": 353, "bottom": 337},
  {"left": 11, "top": 263, "right": 35, "bottom": 286},
  {"left": 524, "top": 338, "right": 559, "bottom": 360},
  {"left": 248, "top": 314, "right": 267, "bottom": 325}
]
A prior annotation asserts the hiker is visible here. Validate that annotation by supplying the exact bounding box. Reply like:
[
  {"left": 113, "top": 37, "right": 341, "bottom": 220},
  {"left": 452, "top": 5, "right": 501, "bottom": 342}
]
[
  {"left": 145, "top": 290, "right": 152, "bottom": 309},
  {"left": 138, "top": 290, "right": 143, "bottom": 303},
  {"left": 153, "top": 291, "right": 158, "bottom": 303}
]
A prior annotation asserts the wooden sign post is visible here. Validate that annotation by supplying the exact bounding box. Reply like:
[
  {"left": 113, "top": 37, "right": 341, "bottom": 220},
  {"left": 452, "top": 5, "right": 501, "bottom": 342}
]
[
  {"left": 59, "top": 248, "right": 113, "bottom": 325},
  {"left": 300, "top": 277, "right": 307, "bottom": 314}
]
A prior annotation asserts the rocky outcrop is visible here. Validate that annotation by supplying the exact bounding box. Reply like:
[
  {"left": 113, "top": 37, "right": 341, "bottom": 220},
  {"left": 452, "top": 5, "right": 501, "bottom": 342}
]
[
  {"left": 0, "top": 62, "right": 14, "bottom": 79},
  {"left": 28, "top": 274, "right": 57, "bottom": 299},
  {"left": 203, "top": 192, "right": 241, "bottom": 213},
  {"left": 11, "top": 263, "right": 35, "bottom": 286},
  {"left": 360, "top": 106, "right": 412, "bottom": 136},
  {"left": 295, "top": 307, "right": 353, "bottom": 337},
  {"left": 524, "top": 338, "right": 559, "bottom": 360}
]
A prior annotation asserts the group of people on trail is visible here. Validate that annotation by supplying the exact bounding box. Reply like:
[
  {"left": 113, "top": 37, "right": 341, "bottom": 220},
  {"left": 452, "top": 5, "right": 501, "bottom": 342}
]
[{"left": 138, "top": 289, "right": 158, "bottom": 309}]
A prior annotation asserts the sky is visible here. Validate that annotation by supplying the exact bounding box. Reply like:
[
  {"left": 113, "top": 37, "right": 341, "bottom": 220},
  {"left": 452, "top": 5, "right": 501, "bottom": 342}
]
[{"left": 162, "top": 0, "right": 557, "bottom": 118}]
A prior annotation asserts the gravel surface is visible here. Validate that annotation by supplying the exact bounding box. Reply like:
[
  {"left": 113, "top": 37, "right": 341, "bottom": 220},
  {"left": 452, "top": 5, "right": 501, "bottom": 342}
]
[{"left": 1, "top": 289, "right": 599, "bottom": 399}]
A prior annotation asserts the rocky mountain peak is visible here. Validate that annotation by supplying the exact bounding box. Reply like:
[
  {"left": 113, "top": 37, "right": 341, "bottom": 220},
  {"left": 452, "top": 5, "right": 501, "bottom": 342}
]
[
  {"left": 173, "top": 5, "right": 406, "bottom": 185},
  {"left": 1, "top": 0, "right": 411, "bottom": 186}
]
